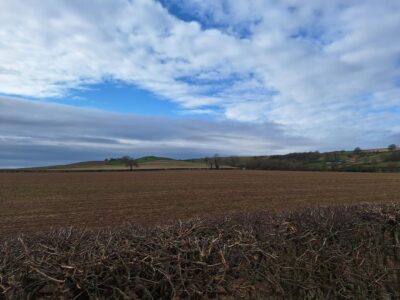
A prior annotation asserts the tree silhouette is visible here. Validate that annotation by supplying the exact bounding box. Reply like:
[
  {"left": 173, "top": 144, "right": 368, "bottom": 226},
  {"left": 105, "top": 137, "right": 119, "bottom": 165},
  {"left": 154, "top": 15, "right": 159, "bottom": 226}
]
[
  {"left": 213, "top": 154, "right": 220, "bottom": 170},
  {"left": 122, "top": 156, "right": 139, "bottom": 171}
]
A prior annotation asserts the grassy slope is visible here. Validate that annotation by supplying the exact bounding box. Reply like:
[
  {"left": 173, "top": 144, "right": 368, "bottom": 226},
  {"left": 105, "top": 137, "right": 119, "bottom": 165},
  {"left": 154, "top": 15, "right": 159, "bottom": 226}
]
[
  {"left": 25, "top": 148, "right": 400, "bottom": 171},
  {"left": 32, "top": 156, "right": 206, "bottom": 170},
  {"left": 309, "top": 149, "right": 400, "bottom": 171}
]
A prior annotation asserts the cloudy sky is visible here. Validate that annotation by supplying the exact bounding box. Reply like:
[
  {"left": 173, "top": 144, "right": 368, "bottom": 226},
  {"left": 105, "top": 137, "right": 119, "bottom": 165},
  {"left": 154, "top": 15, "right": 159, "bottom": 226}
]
[{"left": 1, "top": 0, "right": 400, "bottom": 167}]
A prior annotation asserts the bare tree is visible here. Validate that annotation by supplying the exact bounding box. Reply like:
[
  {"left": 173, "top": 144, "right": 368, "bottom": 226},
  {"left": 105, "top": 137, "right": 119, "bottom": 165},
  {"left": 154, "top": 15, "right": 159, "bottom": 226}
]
[
  {"left": 122, "top": 156, "right": 139, "bottom": 171},
  {"left": 213, "top": 154, "right": 220, "bottom": 170},
  {"left": 229, "top": 156, "right": 239, "bottom": 167},
  {"left": 204, "top": 156, "right": 214, "bottom": 169},
  {"left": 388, "top": 144, "right": 397, "bottom": 151}
]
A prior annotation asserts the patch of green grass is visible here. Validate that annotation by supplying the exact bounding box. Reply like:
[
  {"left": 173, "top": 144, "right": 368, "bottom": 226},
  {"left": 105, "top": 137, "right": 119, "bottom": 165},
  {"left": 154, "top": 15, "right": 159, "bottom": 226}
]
[{"left": 136, "top": 156, "right": 175, "bottom": 163}]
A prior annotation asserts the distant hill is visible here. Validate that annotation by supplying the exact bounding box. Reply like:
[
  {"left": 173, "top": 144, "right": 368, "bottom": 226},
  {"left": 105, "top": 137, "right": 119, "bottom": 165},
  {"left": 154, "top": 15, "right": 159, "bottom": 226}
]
[
  {"left": 21, "top": 146, "right": 400, "bottom": 172},
  {"left": 204, "top": 147, "right": 400, "bottom": 172},
  {"left": 136, "top": 156, "right": 174, "bottom": 163},
  {"left": 29, "top": 156, "right": 207, "bottom": 171}
]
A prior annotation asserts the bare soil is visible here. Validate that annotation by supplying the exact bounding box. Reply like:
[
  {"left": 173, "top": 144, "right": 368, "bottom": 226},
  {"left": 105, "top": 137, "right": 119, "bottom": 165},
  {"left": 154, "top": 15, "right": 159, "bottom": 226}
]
[{"left": 1, "top": 170, "right": 400, "bottom": 236}]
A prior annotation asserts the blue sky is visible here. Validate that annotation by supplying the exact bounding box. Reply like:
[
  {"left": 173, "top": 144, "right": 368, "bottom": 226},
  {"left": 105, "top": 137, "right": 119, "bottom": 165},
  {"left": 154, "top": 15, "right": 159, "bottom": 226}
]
[
  {"left": 50, "top": 82, "right": 180, "bottom": 117},
  {"left": 1, "top": 0, "right": 400, "bottom": 167},
  {"left": 32, "top": 81, "right": 225, "bottom": 119}
]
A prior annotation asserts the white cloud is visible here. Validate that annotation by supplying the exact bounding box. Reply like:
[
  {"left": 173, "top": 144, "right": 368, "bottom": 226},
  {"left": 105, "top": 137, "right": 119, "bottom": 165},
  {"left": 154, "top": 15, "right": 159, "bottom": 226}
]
[{"left": 0, "top": 0, "right": 400, "bottom": 148}]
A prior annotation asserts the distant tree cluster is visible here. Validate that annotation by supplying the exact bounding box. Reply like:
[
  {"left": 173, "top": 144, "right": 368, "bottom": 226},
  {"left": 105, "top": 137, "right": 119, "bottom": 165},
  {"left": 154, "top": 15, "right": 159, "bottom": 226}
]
[
  {"left": 244, "top": 157, "right": 303, "bottom": 170},
  {"left": 105, "top": 157, "right": 127, "bottom": 162},
  {"left": 353, "top": 147, "right": 362, "bottom": 154},
  {"left": 386, "top": 151, "right": 400, "bottom": 162},
  {"left": 204, "top": 154, "right": 221, "bottom": 169},
  {"left": 323, "top": 151, "right": 344, "bottom": 163},
  {"left": 104, "top": 156, "right": 139, "bottom": 171},
  {"left": 220, "top": 148, "right": 400, "bottom": 173},
  {"left": 269, "top": 151, "right": 321, "bottom": 162}
]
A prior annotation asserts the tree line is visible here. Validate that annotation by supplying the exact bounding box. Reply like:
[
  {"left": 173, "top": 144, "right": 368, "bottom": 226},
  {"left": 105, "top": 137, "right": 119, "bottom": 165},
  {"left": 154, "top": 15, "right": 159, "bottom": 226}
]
[{"left": 205, "top": 144, "right": 400, "bottom": 172}]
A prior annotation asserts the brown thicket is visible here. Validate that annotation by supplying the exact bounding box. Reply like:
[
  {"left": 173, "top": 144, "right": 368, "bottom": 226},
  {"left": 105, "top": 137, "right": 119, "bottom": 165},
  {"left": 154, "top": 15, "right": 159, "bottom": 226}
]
[{"left": 1, "top": 204, "right": 400, "bottom": 299}]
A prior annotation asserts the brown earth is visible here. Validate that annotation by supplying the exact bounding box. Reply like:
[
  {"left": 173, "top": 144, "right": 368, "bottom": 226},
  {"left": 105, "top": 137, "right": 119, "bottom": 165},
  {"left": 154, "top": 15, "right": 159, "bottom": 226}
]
[{"left": 1, "top": 170, "right": 400, "bottom": 236}]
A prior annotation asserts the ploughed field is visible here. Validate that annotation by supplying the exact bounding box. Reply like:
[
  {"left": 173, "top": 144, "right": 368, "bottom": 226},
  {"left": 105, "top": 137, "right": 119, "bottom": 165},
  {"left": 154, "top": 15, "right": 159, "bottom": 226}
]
[{"left": 1, "top": 170, "right": 400, "bottom": 236}]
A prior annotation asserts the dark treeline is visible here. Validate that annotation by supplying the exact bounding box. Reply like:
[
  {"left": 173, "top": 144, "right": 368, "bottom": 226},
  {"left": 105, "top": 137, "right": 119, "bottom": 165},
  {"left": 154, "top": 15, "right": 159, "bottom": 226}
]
[
  {"left": 386, "top": 151, "right": 400, "bottom": 162},
  {"left": 104, "top": 156, "right": 129, "bottom": 162},
  {"left": 212, "top": 149, "right": 400, "bottom": 172},
  {"left": 239, "top": 157, "right": 303, "bottom": 170},
  {"left": 269, "top": 151, "right": 322, "bottom": 162}
]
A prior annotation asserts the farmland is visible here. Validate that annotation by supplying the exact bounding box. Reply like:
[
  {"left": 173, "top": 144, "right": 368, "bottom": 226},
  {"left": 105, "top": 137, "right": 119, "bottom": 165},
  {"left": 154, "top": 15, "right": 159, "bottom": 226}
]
[
  {"left": 1, "top": 170, "right": 400, "bottom": 236},
  {"left": 2, "top": 170, "right": 400, "bottom": 298}
]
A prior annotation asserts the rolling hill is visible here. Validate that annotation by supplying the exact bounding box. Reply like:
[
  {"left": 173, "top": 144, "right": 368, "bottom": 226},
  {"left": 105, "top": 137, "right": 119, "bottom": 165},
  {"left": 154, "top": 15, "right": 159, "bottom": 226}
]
[
  {"left": 21, "top": 146, "right": 400, "bottom": 172},
  {"left": 29, "top": 156, "right": 207, "bottom": 171}
]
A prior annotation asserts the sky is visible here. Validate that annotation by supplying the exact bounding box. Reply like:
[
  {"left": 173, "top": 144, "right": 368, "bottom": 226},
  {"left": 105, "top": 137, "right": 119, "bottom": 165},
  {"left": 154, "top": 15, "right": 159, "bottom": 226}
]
[{"left": 1, "top": 0, "right": 400, "bottom": 167}]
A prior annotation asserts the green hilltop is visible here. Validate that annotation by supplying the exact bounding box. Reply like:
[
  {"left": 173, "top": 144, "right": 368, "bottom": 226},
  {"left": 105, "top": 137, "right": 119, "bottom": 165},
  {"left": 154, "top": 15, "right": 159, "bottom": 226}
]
[{"left": 136, "top": 156, "right": 174, "bottom": 163}]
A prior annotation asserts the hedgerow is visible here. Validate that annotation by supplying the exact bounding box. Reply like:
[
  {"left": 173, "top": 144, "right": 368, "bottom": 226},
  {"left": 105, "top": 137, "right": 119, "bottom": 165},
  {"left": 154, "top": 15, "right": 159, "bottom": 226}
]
[{"left": 1, "top": 204, "right": 399, "bottom": 299}]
